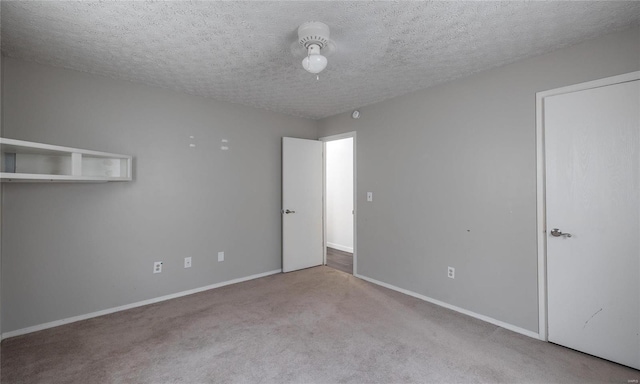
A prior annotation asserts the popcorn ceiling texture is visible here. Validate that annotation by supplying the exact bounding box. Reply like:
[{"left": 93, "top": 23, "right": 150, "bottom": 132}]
[{"left": 2, "top": 1, "right": 639, "bottom": 120}]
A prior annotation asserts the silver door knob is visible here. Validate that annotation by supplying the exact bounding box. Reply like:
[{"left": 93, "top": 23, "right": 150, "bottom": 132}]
[
  {"left": 285, "top": 209, "right": 296, "bottom": 214},
  {"left": 550, "top": 228, "right": 572, "bottom": 238}
]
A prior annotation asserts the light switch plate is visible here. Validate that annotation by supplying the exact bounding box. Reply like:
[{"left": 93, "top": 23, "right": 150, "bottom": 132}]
[
  {"left": 367, "top": 192, "right": 373, "bottom": 202},
  {"left": 218, "top": 251, "right": 224, "bottom": 262}
]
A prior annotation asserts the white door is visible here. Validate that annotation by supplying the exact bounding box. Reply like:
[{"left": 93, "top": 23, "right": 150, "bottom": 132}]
[
  {"left": 282, "top": 137, "right": 323, "bottom": 272},
  {"left": 545, "top": 79, "right": 640, "bottom": 369}
]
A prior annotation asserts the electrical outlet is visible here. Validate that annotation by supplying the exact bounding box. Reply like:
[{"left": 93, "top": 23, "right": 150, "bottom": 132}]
[
  {"left": 448, "top": 266, "right": 455, "bottom": 279},
  {"left": 184, "top": 257, "right": 192, "bottom": 268},
  {"left": 218, "top": 251, "right": 224, "bottom": 262},
  {"left": 153, "top": 261, "right": 163, "bottom": 274}
]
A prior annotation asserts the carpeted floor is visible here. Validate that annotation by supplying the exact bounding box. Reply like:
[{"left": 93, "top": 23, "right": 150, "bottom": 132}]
[{"left": 1, "top": 266, "right": 638, "bottom": 383}]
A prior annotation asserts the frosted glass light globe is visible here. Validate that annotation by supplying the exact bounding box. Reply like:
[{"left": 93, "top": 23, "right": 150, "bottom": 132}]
[{"left": 302, "top": 54, "right": 328, "bottom": 74}]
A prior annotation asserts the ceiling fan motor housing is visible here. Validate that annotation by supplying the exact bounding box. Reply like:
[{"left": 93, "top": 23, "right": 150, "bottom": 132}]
[{"left": 298, "top": 21, "right": 330, "bottom": 49}]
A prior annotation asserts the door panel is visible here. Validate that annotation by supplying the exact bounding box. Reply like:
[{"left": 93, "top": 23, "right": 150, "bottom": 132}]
[
  {"left": 282, "top": 137, "right": 323, "bottom": 273},
  {"left": 545, "top": 80, "right": 640, "bottom": 369}
]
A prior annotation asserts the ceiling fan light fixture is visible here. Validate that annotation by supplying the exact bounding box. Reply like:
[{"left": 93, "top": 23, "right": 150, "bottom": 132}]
[
  {"left": 297, "top": 22, "right": 332, "bottom": 75},
  {"left": 302, "top": 44, "right": 327, "bottom": 74}
]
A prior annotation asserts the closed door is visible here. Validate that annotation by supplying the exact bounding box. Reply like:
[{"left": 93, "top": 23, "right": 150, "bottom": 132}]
[
  {"left": 282, "top": 137, "right": 323, "bottom": 273},
  {"left": 545, "top": 79, "right": 640, "bottom": 369}
]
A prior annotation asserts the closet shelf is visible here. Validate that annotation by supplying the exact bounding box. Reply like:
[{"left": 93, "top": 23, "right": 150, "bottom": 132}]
[{"left": 1, "top": 138, "right": 133, "bottom": 183}]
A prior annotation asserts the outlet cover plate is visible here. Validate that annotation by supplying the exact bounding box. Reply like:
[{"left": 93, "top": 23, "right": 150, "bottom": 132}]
[
  {"left": 184, "top": 257, "right": 192, "bottom": 268},
  {"left": 154, "top": 261, "right": 163, "bottom": 274},
  {"left": 447, "top": 266, "right": 455, "bottom": 279},
  {"left": 218, "top": 251, "right": 224, "bottom": 262}
]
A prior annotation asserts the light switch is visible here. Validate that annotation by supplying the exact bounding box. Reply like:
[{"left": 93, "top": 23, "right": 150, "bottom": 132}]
[{"left": 367, "top": 192, "right": 373, "bottom": 202}]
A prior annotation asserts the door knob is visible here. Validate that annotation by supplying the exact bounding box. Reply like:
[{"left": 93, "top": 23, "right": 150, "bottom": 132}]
[
  {"left": 550, "top": 228, "right": 572, "bottom": 238},
  {"left": 285, "top": 209, "right": 296, "bottom": 214}
]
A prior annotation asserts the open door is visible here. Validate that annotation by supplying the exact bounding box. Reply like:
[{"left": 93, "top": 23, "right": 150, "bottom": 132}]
[
  {"left": 282, "top": 137, "right": 323, "bottom": 272},
  {"left": 323, "top": 135, "right": 355, "bottom": 275}
]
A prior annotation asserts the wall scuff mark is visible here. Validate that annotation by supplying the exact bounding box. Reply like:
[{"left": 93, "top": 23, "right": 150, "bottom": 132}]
[{"left": 583, "top": 308, "right": 603, "bottom": 328}]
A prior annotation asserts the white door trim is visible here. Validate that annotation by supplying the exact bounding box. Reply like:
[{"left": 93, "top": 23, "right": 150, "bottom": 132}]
[
  {"left": 319, "top": 132, "right": 357, "bottom": 275},
  {"left": 536, "top": 71, "right": 640, "bottom": 342}
]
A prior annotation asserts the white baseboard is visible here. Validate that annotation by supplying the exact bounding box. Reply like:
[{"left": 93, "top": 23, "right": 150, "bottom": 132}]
[
  {"left": 2, "top": 269, "right": 282, "bottom": 340},
  {"left": 354, "top": 273, "right": 540, "bottom": 340},
  {"left": 326, "top": 242, "right": 353, "bottom": 253}
]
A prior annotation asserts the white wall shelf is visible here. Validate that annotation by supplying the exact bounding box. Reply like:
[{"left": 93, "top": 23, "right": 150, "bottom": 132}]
[{"left": 1, "top": 138, "right": 132, "bottom": 183}]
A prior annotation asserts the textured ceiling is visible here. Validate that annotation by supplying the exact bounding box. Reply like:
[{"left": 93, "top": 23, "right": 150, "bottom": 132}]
[{"left": 2, "top": 1, "right": 639, "bottom": 120}]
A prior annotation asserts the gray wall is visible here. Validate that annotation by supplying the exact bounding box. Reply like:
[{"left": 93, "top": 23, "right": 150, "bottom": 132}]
[
  {"left": 1, "top": 58, "right": 317, "bottom": 333},
  {"left": 0, "top": 7, "right": 4, "bottom": 339},
  {"left": 318, "top": 27, "right": 640, "bottom": 333}
]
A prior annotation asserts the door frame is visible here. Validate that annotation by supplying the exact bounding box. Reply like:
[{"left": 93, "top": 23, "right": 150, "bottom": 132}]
[
  {"left": 319, "top": 132, "right": 357, "bottom": 275},
  {"left": 535, "top": 71, "right": 640, "bottom": 342}
]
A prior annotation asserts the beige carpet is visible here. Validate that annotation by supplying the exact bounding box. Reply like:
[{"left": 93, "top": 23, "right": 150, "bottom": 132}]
[{"left": 1, "top": 266, "right": 638, "bottom": 383}]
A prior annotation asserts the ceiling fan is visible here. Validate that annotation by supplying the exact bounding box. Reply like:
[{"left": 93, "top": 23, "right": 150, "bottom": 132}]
[{"left": 292, "top": 21, "right": 336, "bottom": 78}]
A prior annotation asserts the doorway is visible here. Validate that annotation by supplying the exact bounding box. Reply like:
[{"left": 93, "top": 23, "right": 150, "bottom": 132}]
[
  {"left": 537, "top": 72, "right": 640, "bottom": 369},
  {"left": 321, "top": 133, "right": 356, "bottom": 275}
]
